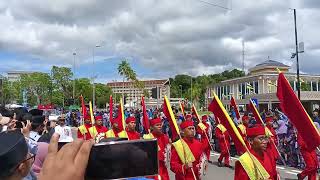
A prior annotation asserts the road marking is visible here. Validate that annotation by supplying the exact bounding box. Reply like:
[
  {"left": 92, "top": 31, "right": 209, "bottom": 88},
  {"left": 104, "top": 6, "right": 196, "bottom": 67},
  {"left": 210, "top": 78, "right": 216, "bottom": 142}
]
[
  {"left": 285, "top": 171, "right": 298, "bottom": 175},
  {"left": 291, "top": 170, "right": 302, "bottom": 173},
  {"left": 276, "top": 166, "right": 285, "bottom": 170}
]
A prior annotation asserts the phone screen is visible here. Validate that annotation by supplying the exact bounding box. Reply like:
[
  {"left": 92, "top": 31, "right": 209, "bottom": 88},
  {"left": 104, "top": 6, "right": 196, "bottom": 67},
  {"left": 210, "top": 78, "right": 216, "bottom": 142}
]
[{"left": 86, "top": 139, "right": 158, "bottom": 179}]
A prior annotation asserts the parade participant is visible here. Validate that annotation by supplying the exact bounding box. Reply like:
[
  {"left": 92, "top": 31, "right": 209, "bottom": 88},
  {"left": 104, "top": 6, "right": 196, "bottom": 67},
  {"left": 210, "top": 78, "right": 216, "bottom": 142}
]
[
  {"left": 265, "top": 117, "right": 277, "bottom": 145},
  {"left": 297, "top": 134, "right": 318, "bottom": 180},
  {"left": 171, "top": 120, "right": 208, "bottom": 180},
  {"left": 238, "top": 115, "right": 249, "bottom": 138},
  {"left": 54, "top": 115, "right": 73, "bottom": 142},
  {"left": 234, "top": 124, "right": 278, "bottom": 180},
  {"left": 77, "top": 115, "right": 92, "bottom": 140},
  {"left": 106, "top": 116, "right": 121, "bottom": 138},
  {"left": 265, "top": 116, "right": 280, "bottom": 161},
  {"left": 118, "top": 116, "right": 140, "bottom": 140},
  {"left": 144, "top": 118, "right": 171, "bottom": 180},
  {"left": 89, "top": 116, "right": 108, "bottom": 140},
  {"left": 0, "top": 130, "right": 35, "bottom": 180},
  {"left": 196, "top": 115, "right": 212, "bottom": 162},
  {"left": 215, "top": 121, "right": 231, "bottom": 168}
]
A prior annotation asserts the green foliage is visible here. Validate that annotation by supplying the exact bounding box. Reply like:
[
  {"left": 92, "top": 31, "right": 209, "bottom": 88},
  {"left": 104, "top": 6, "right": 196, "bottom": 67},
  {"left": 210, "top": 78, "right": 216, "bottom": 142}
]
[{"left": 95, "top": 83, "right": 112, "bottom": 108}]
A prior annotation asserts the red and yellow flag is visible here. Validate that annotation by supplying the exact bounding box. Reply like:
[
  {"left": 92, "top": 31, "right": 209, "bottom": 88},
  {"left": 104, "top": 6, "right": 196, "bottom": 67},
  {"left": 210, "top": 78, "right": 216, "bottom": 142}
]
[
  {"left": 208, "top": 92, "right": 247, "bottom": 154},
  {"left": 80, "top": 95, "right": 87, "bottom": 118},
  {"left": 163, "top": 96, "right": 180, "bottom": 141},
  {"left": 141, "top": 96, "right": 150, "bottom": 133},
  {"left": 89, "top": 101, "right": 95, "bottom": 125},
  {"left": 179, "top": 101, "right": 186, "bottom": 119},
  {"left": 248, "top": 99, "right": 264, "bottom": 124},
  {"left": 230, "top": 96, "right": 240, "bottom": 120},
  {"left": 117, "top": 98, "right": 126, "bottom": 132},
  {"left": 277, "top": 73, "right": 320, "bottom": 151}
]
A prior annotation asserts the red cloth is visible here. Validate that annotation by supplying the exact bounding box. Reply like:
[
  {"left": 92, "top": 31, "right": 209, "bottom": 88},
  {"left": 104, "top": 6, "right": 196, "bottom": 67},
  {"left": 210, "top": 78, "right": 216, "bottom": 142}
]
[
  {"left": 80, "top": 95, "right": 87, "bottom": 118},
  {"left": 246, "top": 124, "right": 265, "bottom": 137},
  {"left": 248, "top": 100, "right": 264, "bottom": 124},
  {"left": 109, "top": 95, "right": 113, "bottom": 122},
  {"left": 150, "top": 118, "right": 162, "bottom": 126},
  {"left": 77, "top": 123, "right": 92, "bottom": 140},
  {"left": 298, "top": 134, "right": 319, "bottom": 180},
  {"left": 126, "top": 116, "right": 136, "bottom": 124},
  {"left": 126, "top": 129, "right": 140, "bottom": 140},
  {"left": 266, "top": 126, "right": 280, "bottom": 160},
  {"left": 208, "top": 97, "right": 247, "bottom": 155},
  {"left": 277, "top": 73, "right": 320, "bottom": 151},
  {"left": 215, "top": 126, "right": 230, "bottom": 165},
  {"left": 95, "top": 125, "right": 108, "bottom": 134},
  {"left": 163, "top": 98, "right": 179, "bottom": 141},
  {"left": 180, "top": 120, "right": 194, "bottom": 130},
  {"left": 170, "top": 138, "right": 206, "bottom": 180},
  {"left": 230, "top": 97, "right": 240, "bottom": 119},
  {"left": 234, "top": 149, "right": 278, "bottom": 180},
  {"left": 151, "top": 132, "right": 170, "bottom": 180}
]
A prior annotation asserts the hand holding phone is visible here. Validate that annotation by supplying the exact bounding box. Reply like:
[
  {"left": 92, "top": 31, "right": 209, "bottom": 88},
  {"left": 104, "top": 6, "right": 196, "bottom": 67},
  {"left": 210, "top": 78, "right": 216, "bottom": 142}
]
[{"left": 39, "top": 133, "right": 94, "bottom": 180}]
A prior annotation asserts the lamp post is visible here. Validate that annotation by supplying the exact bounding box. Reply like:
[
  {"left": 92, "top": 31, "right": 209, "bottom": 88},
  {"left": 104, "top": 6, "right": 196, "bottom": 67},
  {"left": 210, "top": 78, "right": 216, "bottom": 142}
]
[
  {"left": 72, "top": 52, "right": 76, "bottom": 103},
  {"left": 92, "top": 45, "right": 101, "bottom": 110}
]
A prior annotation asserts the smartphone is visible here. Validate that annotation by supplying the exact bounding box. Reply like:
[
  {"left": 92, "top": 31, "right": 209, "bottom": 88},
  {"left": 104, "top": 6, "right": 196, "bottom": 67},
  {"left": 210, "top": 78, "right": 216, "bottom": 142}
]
[{"left": 86, "top": 139, "right": 158, "bottom": 180}]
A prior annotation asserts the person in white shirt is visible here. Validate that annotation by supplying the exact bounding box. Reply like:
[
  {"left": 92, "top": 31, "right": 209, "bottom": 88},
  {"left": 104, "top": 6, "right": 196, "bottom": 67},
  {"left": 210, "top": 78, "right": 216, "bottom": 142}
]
[{"left": 54, "top": 115, "right": 73, "bottom": 142}]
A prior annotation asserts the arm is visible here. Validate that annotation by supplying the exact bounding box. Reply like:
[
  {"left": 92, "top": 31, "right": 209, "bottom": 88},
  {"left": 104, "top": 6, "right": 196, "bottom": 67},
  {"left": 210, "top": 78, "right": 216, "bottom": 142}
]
[
  {"left": 234, "top": 161, "right": 249, "bottom": 180},
  {"left": 170, "top": 147, "right": 185, "bottom": 175}
]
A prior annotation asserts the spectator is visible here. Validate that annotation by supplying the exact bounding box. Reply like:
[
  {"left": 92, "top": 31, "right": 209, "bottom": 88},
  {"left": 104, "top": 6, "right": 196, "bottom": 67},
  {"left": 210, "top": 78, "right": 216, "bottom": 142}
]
[
  {"left": 312, "top": 109, "right": 320, "bottom": 125},
  {"left": 0, "top": 130, "right": 35, "bottom": 180},
  {"left": 54, "top": 115, "right": 73, "bottom": 142},
  {"left": 32, "top": 142, "right": 49, "bottom": 177}
]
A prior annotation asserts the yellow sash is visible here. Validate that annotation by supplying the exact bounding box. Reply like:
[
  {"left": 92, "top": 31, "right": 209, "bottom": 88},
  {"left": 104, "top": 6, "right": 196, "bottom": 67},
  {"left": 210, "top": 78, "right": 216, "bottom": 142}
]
[
  {"left": 238, "top": 152, "right": 270, "bottom": 180},
  {"left": 106, "top": 129, "right": 116, "bottom": 137},
  {"left": 238, "top": 124, "right": 246, "bottom": 135},
  {"left": 118, "top": 130, "right": 129, "bottom": 139},
  {"left": 143, "top": 133, "right": 160, "bottom": 151},
  {"left": 78, "top": 125, "right": 87, "bottom": 135},
  {"left": 265, "top": 127, "right": 273, "bottom": 137},
  {"left": 216, "top": 124, "right": 227, "bottom": 133},
  {"left": 172, "top": 139, "right": 195, "bottom": 164},
  {"left": 198, "top": 122, "right": 207, "bottom": 131},
  {"left": 88, "top": 126, "right": 98, "bottom": 138}
]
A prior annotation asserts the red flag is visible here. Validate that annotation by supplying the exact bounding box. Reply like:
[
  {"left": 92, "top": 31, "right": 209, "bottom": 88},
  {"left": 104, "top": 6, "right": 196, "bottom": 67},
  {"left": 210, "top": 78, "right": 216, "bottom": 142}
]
[
  {"left": 248, "top": 99, "right": 264, "bottom": 124},
  {"left": 141, "top": 96, "right": 150, "bottom": 133},
  {"left": 109, "top": 95, "right": 113, "bottom": 122},
  {"left": 179, "top": 101, "right": 186, "bottom": 119},
  {"left": 163, "top": 96, "right": 180, "bottom": 141},
  {"left": 208, "top": 93, "right": 247, "bottom": 154},
  {"left": 230, "top": 96, "right": 240, "bottom": 119},
  {"left": 80, "top": 95, "right": 87, "bottom": 118},
  {"left": 277, "top": 73, "right": 320, "bottom": 151}
]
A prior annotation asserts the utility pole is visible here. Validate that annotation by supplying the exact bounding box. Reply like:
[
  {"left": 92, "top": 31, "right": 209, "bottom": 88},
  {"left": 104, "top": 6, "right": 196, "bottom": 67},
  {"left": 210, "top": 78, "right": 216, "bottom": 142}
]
[
  {"left": 73, "top": 52, "right": 76, "bottom": 103},
  {"left": 293, "top": 9, "right": 301, "bottom": 100},
  {"left": 242, "top": 40, "right": 245, "bottom": 73}
]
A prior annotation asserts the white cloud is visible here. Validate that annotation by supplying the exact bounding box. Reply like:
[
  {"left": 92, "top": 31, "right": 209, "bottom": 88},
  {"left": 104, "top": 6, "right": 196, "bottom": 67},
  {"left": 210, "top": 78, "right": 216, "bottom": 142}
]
[{"left": 0, "top": 0, "right": 319, "bottom": 81}]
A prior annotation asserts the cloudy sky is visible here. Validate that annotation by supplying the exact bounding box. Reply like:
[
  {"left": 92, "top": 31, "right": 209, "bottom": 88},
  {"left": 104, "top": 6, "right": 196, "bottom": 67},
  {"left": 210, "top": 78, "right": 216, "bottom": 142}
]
[{"left": 0, "top": 0, "right": 319, "bottom": 83}]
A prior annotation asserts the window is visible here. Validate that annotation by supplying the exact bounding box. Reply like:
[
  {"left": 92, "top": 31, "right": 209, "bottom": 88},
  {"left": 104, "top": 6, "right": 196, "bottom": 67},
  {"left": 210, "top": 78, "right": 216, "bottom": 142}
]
[
  {"left": 241, "top": 83, "right": 245, "bottom": 98},
  {"left": 254, "top": 81, "right": 259, "bottom": 94},
  {"left": 312, "top": 81, "right": 317, "bottom": 91}
]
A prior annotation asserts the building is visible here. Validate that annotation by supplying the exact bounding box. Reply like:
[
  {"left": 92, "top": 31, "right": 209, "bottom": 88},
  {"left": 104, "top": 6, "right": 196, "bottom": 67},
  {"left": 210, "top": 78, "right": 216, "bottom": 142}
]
[
  {"left": 205, "top": 60, "right": 320, "bottom": 113},
  {"left": 107, "top": 79, "right": 170, "bottom": 108},
  {"left": 7, "top": 71, "right": 35, "bottom": 81}
]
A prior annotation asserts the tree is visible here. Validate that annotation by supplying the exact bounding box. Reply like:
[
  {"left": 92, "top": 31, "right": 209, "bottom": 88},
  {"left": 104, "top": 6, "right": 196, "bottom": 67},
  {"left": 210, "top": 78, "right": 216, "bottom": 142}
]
[
  {"left": 20, "top": 72, "right": 51, "bottom": 105},
  {"left": 95, "top": 83, "right": 113, "bottom": 108},
  {"left": 51, "top": 66, "right": 73, "bottom": 106}
]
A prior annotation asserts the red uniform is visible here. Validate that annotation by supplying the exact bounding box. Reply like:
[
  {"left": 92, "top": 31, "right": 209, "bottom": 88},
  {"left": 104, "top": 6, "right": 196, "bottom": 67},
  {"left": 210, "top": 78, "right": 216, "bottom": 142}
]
[
  {"left": 297, "top": 134, "right": 318, "bottom": 180},
  {"left": 170, "top": 137, "right": 207, "bottom": 180},
  {"left": 234, "top": 149, "right": 278, "bottom": 180},
  {"left": 77, "top": 123, "right": 92, "bottom": 140},
  {"left": 197, "top": 122, "right": 211, "bottom": 160},
  {"left": 266, "top": 125, "right": 280, "bottom": 160},
  {"left": 152, "top": 131, "right": 170, "bottom": 180},
  {"left": 126, "top": 129, "right": 140, "bottom": 140},
  {"left": 215, "top": 125, "right": 230, "bottom": 166}
]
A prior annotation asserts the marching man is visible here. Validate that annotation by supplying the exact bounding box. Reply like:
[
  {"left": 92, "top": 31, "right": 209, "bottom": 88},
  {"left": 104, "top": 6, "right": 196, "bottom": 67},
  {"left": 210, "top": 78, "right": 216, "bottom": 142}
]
[{"left": 77, "top": 115, "right": 92, "bottom": 140}]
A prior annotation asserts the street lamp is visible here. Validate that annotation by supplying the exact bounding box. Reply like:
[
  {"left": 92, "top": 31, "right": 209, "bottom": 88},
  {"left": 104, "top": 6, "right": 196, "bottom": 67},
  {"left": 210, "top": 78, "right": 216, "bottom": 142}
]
[
  {"left": 179, "top": 85, "right": 183, "bottom": 99},
  {"left": 73, "top": 52, "right": 76, "bottom": 102},
  {"left": 92, "top": 45, "right": 101, "bottom": 110}
]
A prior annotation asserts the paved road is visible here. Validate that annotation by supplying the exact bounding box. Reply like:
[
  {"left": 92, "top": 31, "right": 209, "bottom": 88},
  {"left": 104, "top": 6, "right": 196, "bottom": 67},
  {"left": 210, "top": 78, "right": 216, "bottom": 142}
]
[
  {"left": 71, "top": 129, "right": 305, "bottom": 179},
  {"left": 169, "top": 151, "right": 304, "bottom": 180}
]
